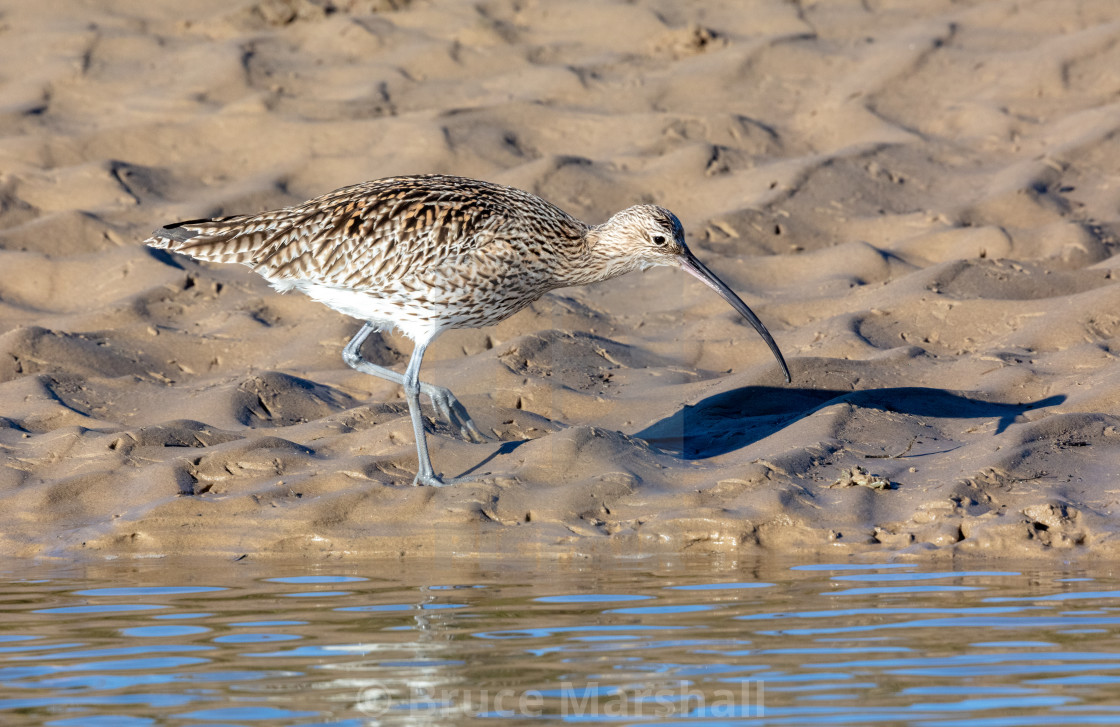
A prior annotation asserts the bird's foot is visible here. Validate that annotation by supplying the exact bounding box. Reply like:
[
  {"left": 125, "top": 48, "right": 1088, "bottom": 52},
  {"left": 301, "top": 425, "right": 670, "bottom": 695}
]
[
  {"left": 412, "top": 470, "right": 489, "bottom": 487},
  {"left": 421, "top": 383, "right": 488, "bottom": 443},
  {"left": 413, "top": 471, "right": 451, "bottom": 487},
  {"left": 413, "top": 472, "right": 485, "bottom": 487}
]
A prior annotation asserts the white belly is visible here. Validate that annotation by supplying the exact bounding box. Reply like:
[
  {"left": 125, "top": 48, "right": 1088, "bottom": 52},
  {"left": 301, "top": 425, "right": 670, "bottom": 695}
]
[{"left": 274, "top": 278, "right": 441, "bottom": 341}]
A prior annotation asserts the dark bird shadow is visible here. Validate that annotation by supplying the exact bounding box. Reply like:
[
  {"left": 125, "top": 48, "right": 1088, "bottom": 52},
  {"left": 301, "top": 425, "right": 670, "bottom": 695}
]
[
  {"left": 456, "top": 439, "right": 531, "bottom": 479},
  {"left": 146, "top": 246, "right": 187, "bottom": 269},
  {"left": 635, "top": 386, "right": 1066, "bottom": 460}
]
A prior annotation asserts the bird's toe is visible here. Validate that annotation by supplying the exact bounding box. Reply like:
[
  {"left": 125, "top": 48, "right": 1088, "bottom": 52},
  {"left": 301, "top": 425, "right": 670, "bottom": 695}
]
[
  {"left": 413, "top": 472, "right": 451, "bottom": 487},
  {"left": 461, "top": 419, "right": 489, "bottom": 444},
  {"left": 422, "top": 384, "right": 488, "bottom": 443}
]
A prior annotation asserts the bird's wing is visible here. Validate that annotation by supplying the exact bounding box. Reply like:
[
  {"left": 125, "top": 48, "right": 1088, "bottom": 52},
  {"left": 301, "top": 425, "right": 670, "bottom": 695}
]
[{"left": 145, "top": 175, "right": 586, "bottom": 290}]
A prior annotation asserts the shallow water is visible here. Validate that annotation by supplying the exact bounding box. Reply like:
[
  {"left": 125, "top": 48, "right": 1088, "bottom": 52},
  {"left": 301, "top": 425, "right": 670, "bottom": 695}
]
[{"left": 2, "top": 557, "right": 1120, "bottom": 725}]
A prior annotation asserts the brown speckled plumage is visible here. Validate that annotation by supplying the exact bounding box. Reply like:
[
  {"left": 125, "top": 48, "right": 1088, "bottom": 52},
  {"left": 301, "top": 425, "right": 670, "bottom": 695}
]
[
  {"left": 148, "top": 175, "right": 594, "bottom": 335},
  {"left": 147, "top": 174, "right": 789, "bottom": 486}
]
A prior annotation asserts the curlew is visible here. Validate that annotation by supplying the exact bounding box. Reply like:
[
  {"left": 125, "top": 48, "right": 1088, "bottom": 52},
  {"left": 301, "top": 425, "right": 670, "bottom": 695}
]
[{"left": 147, "top": 174, "right": 791, "bottom": 486}]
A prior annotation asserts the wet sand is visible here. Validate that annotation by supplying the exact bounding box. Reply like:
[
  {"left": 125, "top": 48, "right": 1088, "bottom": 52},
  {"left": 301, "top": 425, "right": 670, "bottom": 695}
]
[{"left": 2, "top": 0, "right": 1119, "bottom": 560}]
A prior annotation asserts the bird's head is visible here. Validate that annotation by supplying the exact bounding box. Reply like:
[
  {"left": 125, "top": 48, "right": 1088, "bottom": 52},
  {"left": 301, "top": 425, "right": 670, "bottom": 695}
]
[
  {"left": 591, "top": 204, "right": 688, "bottom": 272},
  {"left": 587, "top": 204, "right": 792, "bottom": 383}
]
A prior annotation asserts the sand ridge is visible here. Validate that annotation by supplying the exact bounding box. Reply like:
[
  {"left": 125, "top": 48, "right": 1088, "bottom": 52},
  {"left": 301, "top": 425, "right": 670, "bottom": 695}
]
[{"left": 1, "top": 0, "right": 1120, "bottom": 560}]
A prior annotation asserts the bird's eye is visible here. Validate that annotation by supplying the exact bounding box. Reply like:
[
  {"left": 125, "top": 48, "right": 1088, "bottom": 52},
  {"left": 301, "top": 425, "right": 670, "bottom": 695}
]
[{"left": 652, "top": 234, "right": 667, "bottom": 245}]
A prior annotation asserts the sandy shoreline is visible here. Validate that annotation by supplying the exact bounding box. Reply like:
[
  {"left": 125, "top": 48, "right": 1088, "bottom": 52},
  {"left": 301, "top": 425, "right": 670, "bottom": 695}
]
[{"left": 2, "top": 0, "right": 1120, "bottom": 561}]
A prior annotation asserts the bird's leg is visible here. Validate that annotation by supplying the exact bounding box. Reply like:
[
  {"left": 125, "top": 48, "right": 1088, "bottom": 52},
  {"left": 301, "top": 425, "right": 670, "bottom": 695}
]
[
  {"left": 341, "top": 323, "right": 486, "bottom": 443},
  {"left": 401, "top": 337, "right": 445, "bottom": 486}
]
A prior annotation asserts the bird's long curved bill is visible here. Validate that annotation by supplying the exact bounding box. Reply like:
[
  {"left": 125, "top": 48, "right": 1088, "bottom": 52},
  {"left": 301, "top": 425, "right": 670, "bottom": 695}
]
[{"left": 677, "top": 252, "right": 792, "bottom": 383}]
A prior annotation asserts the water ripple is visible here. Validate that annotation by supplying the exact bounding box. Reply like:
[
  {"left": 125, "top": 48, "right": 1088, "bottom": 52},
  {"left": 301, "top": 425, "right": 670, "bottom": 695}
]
[{"left": 0, "top": 562, "right": 1119, "bottom": 725}]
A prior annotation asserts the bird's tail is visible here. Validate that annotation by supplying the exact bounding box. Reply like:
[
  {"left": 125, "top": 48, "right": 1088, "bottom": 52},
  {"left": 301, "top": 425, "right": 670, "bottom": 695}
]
[{"left": 144, "top": 215, "right": 269, "bottom": 265}]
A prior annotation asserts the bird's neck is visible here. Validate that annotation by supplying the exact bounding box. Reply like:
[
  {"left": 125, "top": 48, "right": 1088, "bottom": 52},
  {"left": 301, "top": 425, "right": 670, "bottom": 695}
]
[{"left": 553, "top": 225, "right": 644, "bottom": 287}]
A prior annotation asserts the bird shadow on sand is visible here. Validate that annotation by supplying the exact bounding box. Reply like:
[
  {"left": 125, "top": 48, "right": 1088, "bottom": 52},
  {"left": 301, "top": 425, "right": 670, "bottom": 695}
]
[
  {"left": 635, "top": 386, "right": 1066, "bottom": 460},
  {"left": 458, "top": 440, "right": 532, "bottom": 479}
]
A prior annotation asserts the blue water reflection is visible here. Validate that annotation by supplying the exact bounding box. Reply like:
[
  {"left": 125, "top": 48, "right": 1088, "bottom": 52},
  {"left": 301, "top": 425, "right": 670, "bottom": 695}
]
[{"left": 1, "top": 560, "right": 1120, "bottom": 725}]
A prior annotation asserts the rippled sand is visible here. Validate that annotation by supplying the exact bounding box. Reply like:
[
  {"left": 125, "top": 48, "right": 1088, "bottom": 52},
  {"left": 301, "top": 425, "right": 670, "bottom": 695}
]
[{"left": 1, "top": 0, "right": 1119, "bottom": 559}]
